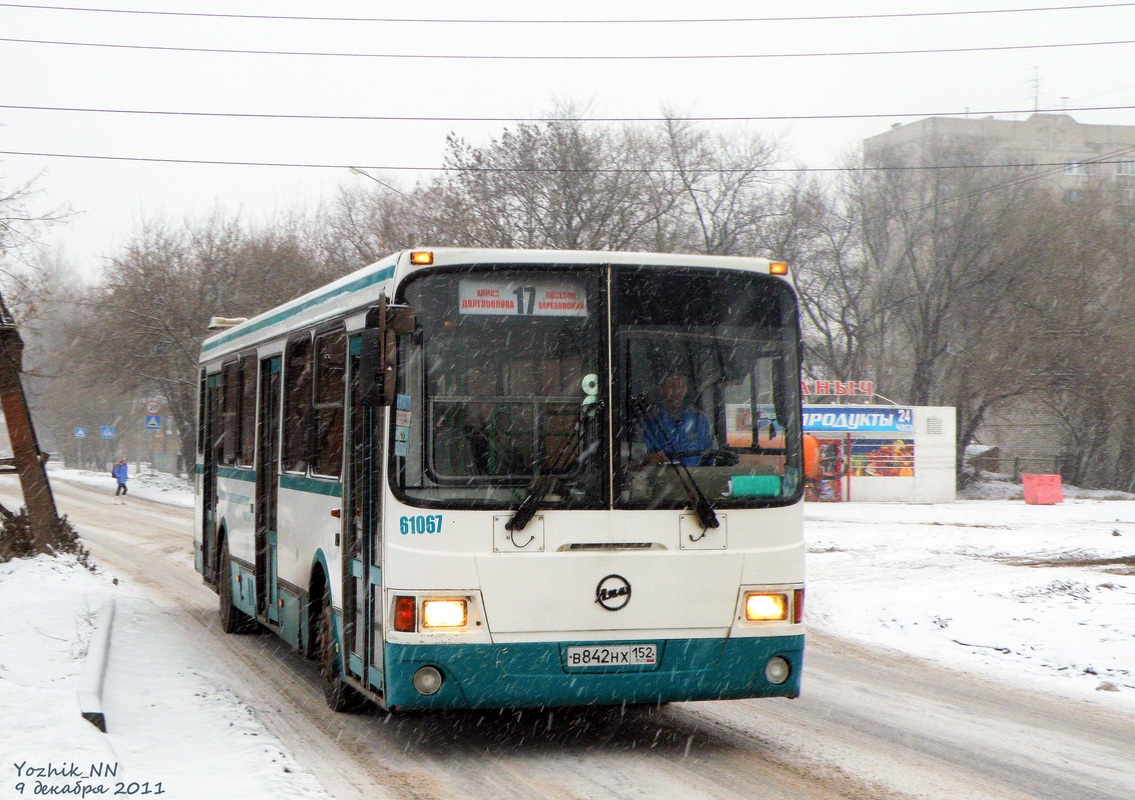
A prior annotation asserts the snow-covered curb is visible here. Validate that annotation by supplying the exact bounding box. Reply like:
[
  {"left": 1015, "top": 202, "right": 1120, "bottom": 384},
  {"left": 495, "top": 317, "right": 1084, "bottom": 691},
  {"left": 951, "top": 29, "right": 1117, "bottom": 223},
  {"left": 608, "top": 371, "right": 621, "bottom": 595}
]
[{"left": 76, "top": 596, "right": 115, "bottom": 733}]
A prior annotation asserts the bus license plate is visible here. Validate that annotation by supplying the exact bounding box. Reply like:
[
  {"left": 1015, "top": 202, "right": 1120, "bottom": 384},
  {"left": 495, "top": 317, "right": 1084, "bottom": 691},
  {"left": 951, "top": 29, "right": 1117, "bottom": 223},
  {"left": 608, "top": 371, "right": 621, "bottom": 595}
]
[{"left": 566, "top": 644, "right": 657, "bottom": 668}]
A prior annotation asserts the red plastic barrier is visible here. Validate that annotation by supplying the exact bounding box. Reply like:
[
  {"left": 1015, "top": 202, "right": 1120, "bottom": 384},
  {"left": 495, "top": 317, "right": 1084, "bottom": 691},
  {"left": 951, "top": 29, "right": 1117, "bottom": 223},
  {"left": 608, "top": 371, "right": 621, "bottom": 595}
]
[{"left": 1022, "top": 474, "right": 1063, "bottom": 505}]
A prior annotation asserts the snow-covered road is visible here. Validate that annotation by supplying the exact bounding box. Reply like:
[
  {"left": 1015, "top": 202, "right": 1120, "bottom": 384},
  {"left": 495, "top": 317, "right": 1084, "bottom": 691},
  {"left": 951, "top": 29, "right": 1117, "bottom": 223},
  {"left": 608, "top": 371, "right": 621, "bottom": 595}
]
[{"left": 2, "top": 472, "right": 1134, "bottom": 799}]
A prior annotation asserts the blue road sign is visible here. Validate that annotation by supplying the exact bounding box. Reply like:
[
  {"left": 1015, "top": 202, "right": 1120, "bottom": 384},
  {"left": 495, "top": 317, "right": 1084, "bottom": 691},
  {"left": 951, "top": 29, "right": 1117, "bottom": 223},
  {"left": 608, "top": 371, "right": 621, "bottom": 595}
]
[
  {"left": 144, "top": 414, "right": 161, "bottom": 430},
  {"left": 100, "top": 426, "right": 115, "bottom": 439},
  {"left": 74, "top": 427, "right": 87, "bottom": 439}
]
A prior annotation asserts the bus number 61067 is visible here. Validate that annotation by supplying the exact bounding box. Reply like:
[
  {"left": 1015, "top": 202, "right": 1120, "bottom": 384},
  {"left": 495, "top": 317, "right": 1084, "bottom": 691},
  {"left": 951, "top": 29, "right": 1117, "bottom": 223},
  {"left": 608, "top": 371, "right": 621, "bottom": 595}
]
[{"left": 400, "top": 514, "right": 443, "bottom": 535}]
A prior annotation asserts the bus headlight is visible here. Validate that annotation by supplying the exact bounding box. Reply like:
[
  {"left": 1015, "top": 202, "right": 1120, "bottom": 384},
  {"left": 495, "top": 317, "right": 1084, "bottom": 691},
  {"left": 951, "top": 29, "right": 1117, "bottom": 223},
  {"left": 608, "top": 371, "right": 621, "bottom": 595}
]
[
  {"left": 421, "top": 598, "right": 468, "bottom": 629},
  {"left": 744, "top": 592, "right": 789, "bottom": 622}
]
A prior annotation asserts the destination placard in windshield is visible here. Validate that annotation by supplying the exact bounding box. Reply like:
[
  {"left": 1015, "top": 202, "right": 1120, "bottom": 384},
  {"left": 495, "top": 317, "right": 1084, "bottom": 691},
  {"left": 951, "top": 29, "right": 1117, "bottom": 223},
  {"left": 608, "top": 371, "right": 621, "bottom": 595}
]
[{"left": 458, "top": 279, "right": 588, "bottom": 317}]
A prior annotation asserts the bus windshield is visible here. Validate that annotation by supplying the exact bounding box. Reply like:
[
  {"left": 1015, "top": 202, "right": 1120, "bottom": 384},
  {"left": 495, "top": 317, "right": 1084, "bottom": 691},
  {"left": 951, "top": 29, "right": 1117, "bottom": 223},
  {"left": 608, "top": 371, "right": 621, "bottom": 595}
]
[
  {"left": 393, "top": 262, "right": 802, "bottom": 511},
  {"left": 613, "top": 267, "right": 802, "bottom": 509},
  {"left": 395, "top": 267, "right": 604, "bottom": 507}
]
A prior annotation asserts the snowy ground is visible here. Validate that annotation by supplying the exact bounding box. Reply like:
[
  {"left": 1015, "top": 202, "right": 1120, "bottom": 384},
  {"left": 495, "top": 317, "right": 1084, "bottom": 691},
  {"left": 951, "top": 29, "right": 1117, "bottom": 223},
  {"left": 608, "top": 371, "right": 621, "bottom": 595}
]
[
  {"left": 807, "top": 488, "right": 1135, "bottom": 706},
  {"left": 1, "top": 467, "right": 331, "bottom": 800},
  {"left": 46, "top": 463, "right": 196, "bottom": 509},
  {"left": 1, "top": 468, "right": 1133, "bottom": 799}
]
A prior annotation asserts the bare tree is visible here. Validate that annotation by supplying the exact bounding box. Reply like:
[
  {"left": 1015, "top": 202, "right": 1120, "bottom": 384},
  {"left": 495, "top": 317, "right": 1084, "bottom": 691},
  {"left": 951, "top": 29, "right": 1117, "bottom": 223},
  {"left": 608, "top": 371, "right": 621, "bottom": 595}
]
[
  {"left": 756, "top": 167, "right": 893, "bottom": 384},
  {"left": 426, "top": 105, "right": 670, "bottom": 250},
  {"left": 2, "top": 252, "right": 91, "bottom": 443},
  {"left": 75, "top": 210, "right": 346, "bottom": 469},
  {"left": 1016, "top": 186, "right": 1135, "bottom": 487},
  {"left": 804, "top": 138, "right": 1123, "bottom": 487},
  {"left": 0, "top": 171, "right": 74, "bottom": 450},
  {"left": 857, "top": 140, "right": 1042, "bottom": 399},
  {"left": 659, "top": 116, "right": 782, "bottom": 255},
  {"left": 0, "top": 171, "right": 68, "bottom": 265},
  {"left": 0, "top": 164, "right": 82, "bottom": 560},
  {"left": 319, "top": 180, "right": 420, "bottom": 270}
]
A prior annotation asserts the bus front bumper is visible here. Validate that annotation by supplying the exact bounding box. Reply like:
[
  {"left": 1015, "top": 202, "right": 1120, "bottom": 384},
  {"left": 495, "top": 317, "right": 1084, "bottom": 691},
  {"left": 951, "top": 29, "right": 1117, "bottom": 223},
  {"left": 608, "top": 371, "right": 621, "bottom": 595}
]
[{"left": 382, "top": 634, "right": 804, "bottom": 711}]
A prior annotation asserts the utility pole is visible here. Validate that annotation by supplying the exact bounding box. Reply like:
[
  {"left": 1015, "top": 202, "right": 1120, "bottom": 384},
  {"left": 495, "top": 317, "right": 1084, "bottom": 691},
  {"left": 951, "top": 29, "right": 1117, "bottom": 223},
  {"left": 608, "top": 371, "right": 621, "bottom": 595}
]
[{"left": 0, "top": 289, "right": 61, "bottom": 555}]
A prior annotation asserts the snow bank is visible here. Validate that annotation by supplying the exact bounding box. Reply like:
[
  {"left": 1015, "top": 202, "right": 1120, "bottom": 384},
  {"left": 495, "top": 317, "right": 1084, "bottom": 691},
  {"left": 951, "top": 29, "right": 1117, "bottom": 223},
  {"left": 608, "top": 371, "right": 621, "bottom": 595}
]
[
  {"left": 960, "top": 471, "right": 1135, "bottom": 502},
  {"left": 0, "top": 554, "right": 329, "bottom": 799},
  {"left": 0, "top": 555, "right": 116, "bottom": 790}
]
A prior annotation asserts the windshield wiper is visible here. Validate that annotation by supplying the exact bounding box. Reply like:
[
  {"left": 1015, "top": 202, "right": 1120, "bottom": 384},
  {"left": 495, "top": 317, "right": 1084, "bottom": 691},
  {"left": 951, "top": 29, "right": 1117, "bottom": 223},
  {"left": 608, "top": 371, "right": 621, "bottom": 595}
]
[
  {"left": 506, "top": 402, "right": 597, "bottom": 533},
  {"left": 632, "top": 397, "right": 719, "bottom": 535}
]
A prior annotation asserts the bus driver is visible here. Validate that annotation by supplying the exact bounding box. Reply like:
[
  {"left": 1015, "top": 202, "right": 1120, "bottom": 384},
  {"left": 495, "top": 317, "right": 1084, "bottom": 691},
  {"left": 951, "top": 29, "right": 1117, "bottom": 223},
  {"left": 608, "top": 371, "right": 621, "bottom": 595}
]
[{"left": 641, "top": 373, "right": 714, "bottom": 466}]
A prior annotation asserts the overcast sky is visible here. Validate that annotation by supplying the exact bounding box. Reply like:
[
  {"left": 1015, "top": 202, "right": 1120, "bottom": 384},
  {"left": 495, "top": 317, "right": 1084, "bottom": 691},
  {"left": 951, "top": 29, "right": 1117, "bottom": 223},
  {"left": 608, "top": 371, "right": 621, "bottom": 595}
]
[{"left": 3, "top": 0, "right": 1135, "bottom": 280}]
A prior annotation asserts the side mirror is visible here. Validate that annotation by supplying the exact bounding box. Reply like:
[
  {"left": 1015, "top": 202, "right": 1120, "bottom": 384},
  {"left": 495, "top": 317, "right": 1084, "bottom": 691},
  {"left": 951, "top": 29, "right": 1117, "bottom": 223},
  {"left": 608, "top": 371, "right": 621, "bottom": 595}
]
[
  {"left": 387, "top": 305, "right": 415, "bottom": 336},
  {"left": 358, "top": 327, "right": 383, "bottom": 407},
  {"left": 360, "top": 295, "right": 416, "bottom": 407}
]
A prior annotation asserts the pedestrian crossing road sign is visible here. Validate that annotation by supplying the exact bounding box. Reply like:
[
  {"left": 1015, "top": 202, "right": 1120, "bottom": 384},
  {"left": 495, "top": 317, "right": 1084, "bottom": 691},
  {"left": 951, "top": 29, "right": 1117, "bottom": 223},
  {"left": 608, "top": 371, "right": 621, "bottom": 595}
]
[
  {"left": 100, "top": 426, "right": 115, "bottom": 439},
  {"left": 145, "top": 415, "right": 161, "bottom": 430}
]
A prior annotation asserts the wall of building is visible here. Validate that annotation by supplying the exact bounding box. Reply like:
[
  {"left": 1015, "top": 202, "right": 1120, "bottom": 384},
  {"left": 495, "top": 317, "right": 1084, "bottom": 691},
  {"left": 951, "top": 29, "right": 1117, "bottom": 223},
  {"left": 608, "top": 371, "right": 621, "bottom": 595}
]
[{"left": 864, "top": 113, "right": 1135, "bottom": 202}]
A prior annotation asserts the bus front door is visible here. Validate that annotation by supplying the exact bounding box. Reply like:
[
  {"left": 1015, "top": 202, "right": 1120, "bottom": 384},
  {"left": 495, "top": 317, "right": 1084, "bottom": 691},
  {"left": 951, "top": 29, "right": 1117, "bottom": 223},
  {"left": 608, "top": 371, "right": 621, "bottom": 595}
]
[
  {"left": 256, "top": 356, "right": 281, "bottom": 626},
  {"left": 344, "top": 344, "right": 384, "bottom": 695}
]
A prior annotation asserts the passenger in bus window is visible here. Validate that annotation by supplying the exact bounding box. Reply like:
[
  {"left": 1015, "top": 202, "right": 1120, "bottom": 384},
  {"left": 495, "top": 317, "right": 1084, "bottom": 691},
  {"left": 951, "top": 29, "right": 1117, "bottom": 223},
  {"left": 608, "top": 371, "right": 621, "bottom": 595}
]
[{"left": 641, "top": 373, "right": 714, "bottom": 466}]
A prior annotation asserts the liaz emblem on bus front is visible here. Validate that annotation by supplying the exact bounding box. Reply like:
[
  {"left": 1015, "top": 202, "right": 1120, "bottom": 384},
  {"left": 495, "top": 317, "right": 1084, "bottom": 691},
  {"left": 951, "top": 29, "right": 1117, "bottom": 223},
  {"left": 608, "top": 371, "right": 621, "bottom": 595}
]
[{"left": 595, "top": 574, "right": 631, "bottom": 610}]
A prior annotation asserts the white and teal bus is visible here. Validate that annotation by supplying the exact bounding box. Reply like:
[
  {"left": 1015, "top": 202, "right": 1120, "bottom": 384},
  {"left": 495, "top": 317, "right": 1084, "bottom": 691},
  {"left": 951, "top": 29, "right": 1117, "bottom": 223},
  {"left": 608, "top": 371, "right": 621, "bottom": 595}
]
[{"left": 195, "top": 248, "right": 806, "bottom": 712}]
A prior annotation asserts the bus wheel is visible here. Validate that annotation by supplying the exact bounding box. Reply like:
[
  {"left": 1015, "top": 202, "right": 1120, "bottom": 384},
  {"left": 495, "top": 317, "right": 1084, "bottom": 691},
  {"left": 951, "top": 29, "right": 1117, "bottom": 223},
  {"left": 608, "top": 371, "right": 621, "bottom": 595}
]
[
  {"left": 316, "top": 590, "right": 363, "bottom": 712},
  {"left": 218, "top": 540, "right": 256, "bottom": 634}
]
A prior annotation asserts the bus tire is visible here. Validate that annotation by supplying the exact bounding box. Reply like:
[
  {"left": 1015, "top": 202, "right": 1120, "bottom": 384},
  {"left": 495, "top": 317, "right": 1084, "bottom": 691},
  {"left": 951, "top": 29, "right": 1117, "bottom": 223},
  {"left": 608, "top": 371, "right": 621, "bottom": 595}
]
[
  {"left": 218, "top": 539, "right": 257, "bottom": 634},
  {"left": 316, "top": 588, "right": 364, "bottom": 712}
]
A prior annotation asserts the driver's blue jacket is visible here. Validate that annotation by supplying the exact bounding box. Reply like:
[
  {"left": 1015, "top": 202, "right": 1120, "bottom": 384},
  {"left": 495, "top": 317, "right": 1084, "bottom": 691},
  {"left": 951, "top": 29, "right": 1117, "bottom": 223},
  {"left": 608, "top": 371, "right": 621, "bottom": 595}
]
[{"left": 642, "top": 407, "right": 714, "bottom": 466}]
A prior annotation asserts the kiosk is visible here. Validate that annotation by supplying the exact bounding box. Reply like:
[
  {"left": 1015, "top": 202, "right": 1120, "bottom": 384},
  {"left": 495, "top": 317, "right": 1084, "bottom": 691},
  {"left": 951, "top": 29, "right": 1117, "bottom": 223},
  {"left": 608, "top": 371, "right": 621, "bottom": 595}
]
[{"left": 803, "top": 405, "right": 956, "bottom": 503}]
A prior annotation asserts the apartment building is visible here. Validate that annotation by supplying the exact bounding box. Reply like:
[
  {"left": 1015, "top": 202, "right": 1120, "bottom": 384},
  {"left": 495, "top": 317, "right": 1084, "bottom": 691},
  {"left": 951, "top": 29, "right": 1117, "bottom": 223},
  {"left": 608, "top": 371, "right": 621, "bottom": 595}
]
[{"left": 864, "top": 113, "right": 1135, "bottom": 204}]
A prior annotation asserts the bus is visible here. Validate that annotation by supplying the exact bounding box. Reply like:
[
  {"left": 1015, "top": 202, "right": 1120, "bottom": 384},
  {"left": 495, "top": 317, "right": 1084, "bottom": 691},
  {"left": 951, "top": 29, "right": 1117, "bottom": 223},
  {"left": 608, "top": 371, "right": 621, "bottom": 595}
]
[{"left": 195, "top": 248, "right": 807, "bottom": 712}]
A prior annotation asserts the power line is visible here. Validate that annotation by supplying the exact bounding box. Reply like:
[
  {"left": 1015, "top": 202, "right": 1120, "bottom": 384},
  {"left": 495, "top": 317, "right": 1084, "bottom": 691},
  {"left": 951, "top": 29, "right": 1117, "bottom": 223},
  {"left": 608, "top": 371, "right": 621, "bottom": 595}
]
[
  {"left": 3, "top": 147, "right": 1133, "bottom": 175},
  {"left": 2, "top": 101, "right": 1135, "bottom": 124},
  {"left": 1, "top": 1, "right": 1132, "bottom": 24},
  {"left": 2, "top": 35, "right": 1135, "bottom": 60}
]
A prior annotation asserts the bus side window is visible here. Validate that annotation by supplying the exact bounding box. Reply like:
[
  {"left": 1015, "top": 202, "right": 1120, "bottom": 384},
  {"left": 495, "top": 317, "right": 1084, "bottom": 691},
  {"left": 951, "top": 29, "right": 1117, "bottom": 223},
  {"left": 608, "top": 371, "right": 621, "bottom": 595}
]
[
  {"left": 312, "top": 330, "right": 346, "bottom": 478},
  {"left": 239, "top": 354, "right": 256, "bottom": 467},
  {"left": 197, "top": 369, "right": 207, "bottom": 458},
  {"left": 283, "top": 335, "right": 313, "bottom": 473},
  {"left": 221, "top": 360, "right": 240, "bottom": 466}
]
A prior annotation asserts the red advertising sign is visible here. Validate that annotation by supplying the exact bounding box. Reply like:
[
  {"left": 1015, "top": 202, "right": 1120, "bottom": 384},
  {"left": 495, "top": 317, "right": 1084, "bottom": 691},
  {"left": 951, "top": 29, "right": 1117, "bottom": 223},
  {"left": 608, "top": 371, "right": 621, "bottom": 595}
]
[{"left": 802, "top": 380, "right": 874, "bottom": 397}]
